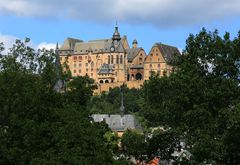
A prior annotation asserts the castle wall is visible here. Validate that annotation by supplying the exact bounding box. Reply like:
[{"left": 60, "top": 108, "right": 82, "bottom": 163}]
[{"left": 93, "top": 80, "right": 144, "bottom": 95}]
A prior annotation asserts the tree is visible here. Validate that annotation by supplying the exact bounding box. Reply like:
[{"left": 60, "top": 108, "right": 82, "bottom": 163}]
[
  {"left": 0, "top": 39, "right": 126, "bottom": 165},
  {"left": 141, "top": 29, "right": 240, "bottom": 164},
  {"left": 88, "top": 85, "right": 143, "bottom": 114},
  {"left": 147, "top": 129, "right": 181, "bottom": 162},
  {"left": 121, "top": 130, "right": 147, "bottom": 161}
]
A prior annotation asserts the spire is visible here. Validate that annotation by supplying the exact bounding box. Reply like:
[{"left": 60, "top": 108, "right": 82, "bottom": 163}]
[
  {"left": 112, "top": 22, "right": 121, "bottom": 41},
  {"left": 56, "top": 42, "right": 59, "bottom": 50},
  {"left": 120, "top": 84, "right": 125, "bottom": 117},
  {"left": 53, "top": 42, "right": 65, "bottom": 92},
  {"left": 55, "top": 42, "right": 59, "bottom": 54}
]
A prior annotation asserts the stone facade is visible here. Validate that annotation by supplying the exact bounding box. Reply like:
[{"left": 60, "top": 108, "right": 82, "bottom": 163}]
[
  {"left": 144, "top": 43, "right": 179, "bottom": 80},
  {"left": 58, "top": 25, "right": 180, "bottom": 93}
]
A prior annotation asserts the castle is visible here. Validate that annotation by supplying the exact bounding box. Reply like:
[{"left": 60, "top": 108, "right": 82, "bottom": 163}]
[{"left": 58, "top": 25, "right": 180, "bottom": 94}]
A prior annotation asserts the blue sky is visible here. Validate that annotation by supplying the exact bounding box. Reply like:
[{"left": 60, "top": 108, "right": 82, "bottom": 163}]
[{"left": 1, "top": 0, "right": 240, "bottom": 53}]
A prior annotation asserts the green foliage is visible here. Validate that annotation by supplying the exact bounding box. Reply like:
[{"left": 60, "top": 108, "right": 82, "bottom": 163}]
[
  {"left": 2, "top": 29, "right": 240, "bottom": 164},
  {"left": 147, "top": 129, "right": 181, "bottom": 161},
  {"left": 103, "top": 131, "right": 120, "bottom": 154},
  {"left": 0, "top": 39, "right": 127, "bottom": 165},
  {"left": 141, "top": 29, "right": 240, "bottom": 164},
  {"left": 121, "top": 130, "right": 147, "bottom": 160},
  {"left": 66, "top": 76, "right": 96, "bottom": 107},
  {"left": 88, "top": 86, "right": 143, "bottom": 114}
]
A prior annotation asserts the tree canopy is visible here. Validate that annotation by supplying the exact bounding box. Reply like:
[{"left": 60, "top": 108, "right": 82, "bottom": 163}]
[
  {"left": 141, "top": 29, "right": 240, "bottom": 164},
  {"left": 1, "top": 28, "right": 240, "bottom": 164},
  {"left": 0, "top": 39, "right": 128, "bottom": 165}
]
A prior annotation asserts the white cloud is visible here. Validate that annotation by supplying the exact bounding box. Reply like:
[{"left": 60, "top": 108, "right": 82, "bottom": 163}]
[
  {"left": 0, "top": 33, "right": 56, "bottom": 54},
  {"left": 0, "top": 33, "right": 17, "bottom": 54},
  {"left": 0, "top": 0, "right": 240, "bottom": 28},
  {"left": 37, "top": 42, "right": 56, "bottom": 50}
]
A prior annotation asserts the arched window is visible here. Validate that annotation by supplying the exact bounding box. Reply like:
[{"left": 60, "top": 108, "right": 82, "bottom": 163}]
[
  {"left": 100, "top": 80, "right": 103, "bottom": 84},
  {"left": 116, "top": 55, "right": 119, "bottom": 64},
  {"left": 135, "top": 73, "right": 142, "bottom": 80},
  {"left": 108, "top": 55, "right": 110, "bottom": 64},
  {"left": 105, "top": 80, "right": 109, "bottom": 83},
  {"left": 131, "top": 74, "right": 134, "bottom": 80},
  {"left": 120, "top": 55, "right": 123, "bottom": 64},
  {"left": 111, "top": 55, "right": 114, "bottom": 64}
]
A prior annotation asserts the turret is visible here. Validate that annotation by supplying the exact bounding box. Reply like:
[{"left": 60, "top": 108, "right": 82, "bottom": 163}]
[
  {"left": 112, "top": 23, "right": 121, "bottom": 42},
  {"left": 132, "top": 39, "right": 138, "bottom": 48}
]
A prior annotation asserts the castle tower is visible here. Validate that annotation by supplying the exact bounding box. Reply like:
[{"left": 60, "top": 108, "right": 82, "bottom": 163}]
[
  {"left": 132, "top": 39, "right": 138, "bottom": 48},
  {"left": 112, "top": 23, "right": 121, "bottom": 43}
]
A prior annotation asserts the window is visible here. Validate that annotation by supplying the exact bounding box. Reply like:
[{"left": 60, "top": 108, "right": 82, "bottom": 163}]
[
  {"left": 91, "top": 73, "right": 93, "bottom": 77},
  {"left": 111, "top": 55, "right": 113, "bottom": 64},
  {"left": 120, "top": 55, "right": 123, "bottom": 64},
  {"left": 79, "top": 64, "right": 82, "bottom": 67},
  {"left": 150, "top": 64, "right": 152, "bottom": 68},
  {"left": 86, "top": 69, "right": 88, "bottom": 72},
  {"left": 73, "top": 70, "right": 76, "bottom": 73},
  {"left": 79, "top": 70, "right": 81, "bottom": 73},
  {"left": 79, "top": 56, "right": 82, "bottom": 60},
  {"left": 108, "top": 55, "right": 110, "bottom": 64},
  {"left": 85, "top": 63, "right": 88, "bottom": 67},
  {"left": 139, "top": 57, "right": 142, "bottom": 61},
  {"left": 85, "top": 56, "right": 87, "bottom": 60},
  {"left": 60, "top": 57, "right": 62, "bottom": 61},
  {"left": 116, "top": 55, "right": 119, "bottom": 64},
  {"left": 91, "top": 68, "right": 93, "bottom": 72},
  {"left": 91, "top": 62, "right": 94, "bottom": 68},
  {"left": 74, "top": 64, "right": 77, "bottom": 68},
  {"left": 158, "top": 64, "right": 161, "bottom": 68},
  {"left": 156, "top": 53, "right": 158, "bottom": 56}
]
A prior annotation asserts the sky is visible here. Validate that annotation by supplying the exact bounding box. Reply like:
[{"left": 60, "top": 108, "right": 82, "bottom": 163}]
[{"left": 1, "top": 0, "right": 240, "bottom": 54}]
